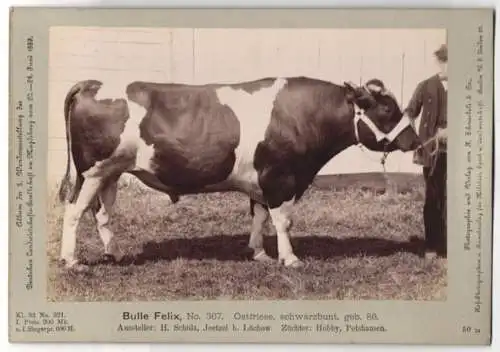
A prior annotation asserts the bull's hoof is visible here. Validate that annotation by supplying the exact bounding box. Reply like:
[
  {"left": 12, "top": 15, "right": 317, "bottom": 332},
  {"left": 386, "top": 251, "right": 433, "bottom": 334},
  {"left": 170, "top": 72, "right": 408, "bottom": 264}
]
[
  {"left": 253, "top": 250, "right": 275, "bottom": 263},
  {"left": 105, "top": 242, "right": 125, "bottom": 263},
  {"left": 102, "top": 253, "right": 117, "bottom": 264},
  {"left": 425, "top": 251, "right": 438, "bottom": 261},
  {"left": 59, "top": 258, "right": 89, "bottom": 273},
  {"left": 71, "top": 263, "right": 90, "bottom": 273},
  {"left": 286, "top": 259, "right": 305, "bottom": 268},
  {"left": 280, "top": 256, "right": 305, "bottom": 268}
]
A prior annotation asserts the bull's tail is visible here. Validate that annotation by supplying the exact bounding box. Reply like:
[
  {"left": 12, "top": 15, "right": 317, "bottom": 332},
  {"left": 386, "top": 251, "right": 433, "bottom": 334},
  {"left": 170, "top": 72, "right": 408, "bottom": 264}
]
[{"left": 57, "top": 80, "right": 102, "bottom": 208}]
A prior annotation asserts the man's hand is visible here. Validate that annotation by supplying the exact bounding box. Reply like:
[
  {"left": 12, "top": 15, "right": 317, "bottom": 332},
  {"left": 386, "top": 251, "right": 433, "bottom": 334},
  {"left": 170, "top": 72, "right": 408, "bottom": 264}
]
[{"left": 436, "top": 127, "right": 447, "bottom": 142}]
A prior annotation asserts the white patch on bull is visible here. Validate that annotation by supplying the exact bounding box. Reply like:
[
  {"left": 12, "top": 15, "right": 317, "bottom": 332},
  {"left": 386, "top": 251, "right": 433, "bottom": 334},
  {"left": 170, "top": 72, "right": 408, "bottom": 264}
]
[
  {"left": 215, "top": 78, "right": 287, "bottom": 198},
  {"left": 119, "top": 100, "right": 156, "bottom": 173}
]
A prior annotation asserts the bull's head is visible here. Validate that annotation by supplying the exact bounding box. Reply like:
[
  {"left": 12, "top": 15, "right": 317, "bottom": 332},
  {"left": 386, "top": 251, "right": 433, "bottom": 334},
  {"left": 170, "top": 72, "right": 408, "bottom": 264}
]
[{"left": 344, "top": 79, "right": 420, "bottom": 153}]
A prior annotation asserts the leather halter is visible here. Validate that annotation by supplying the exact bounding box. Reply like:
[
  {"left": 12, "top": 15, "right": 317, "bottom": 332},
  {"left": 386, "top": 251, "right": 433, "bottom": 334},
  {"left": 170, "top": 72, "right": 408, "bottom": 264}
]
[{"left": 352, "top": 101, "right": 411, "bottom": 144}]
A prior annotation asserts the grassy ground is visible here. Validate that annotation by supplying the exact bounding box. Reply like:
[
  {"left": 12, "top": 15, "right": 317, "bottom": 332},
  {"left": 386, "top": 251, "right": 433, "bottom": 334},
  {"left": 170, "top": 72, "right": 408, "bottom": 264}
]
[{"left": 46, "top": 173, "right": 447, "bottom": 302}]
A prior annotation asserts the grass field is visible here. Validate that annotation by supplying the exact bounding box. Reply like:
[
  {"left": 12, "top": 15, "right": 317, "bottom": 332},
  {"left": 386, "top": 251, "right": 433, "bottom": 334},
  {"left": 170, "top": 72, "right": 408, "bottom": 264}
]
[{"left": 46, "top": 173, "right": 447, "bottom": 302}]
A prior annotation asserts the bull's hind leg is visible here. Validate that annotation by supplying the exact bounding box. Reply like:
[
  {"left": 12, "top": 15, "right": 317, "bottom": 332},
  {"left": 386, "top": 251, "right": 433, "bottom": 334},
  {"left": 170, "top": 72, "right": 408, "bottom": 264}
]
[
  {"left": 248, "top": 199, "right": 274, "bottom": 262},
  {"left": 60, "top": 176, "right": 103, "bottom": 271},
  {"left": 94, "top": 178, "right": 122, "bottom": 263}
]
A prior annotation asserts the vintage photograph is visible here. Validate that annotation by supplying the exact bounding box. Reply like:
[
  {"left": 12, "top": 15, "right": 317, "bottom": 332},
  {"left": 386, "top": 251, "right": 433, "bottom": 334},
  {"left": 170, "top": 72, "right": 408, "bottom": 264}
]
[{"left": 46, "top": 27, "right": 448, "bottom": 302}]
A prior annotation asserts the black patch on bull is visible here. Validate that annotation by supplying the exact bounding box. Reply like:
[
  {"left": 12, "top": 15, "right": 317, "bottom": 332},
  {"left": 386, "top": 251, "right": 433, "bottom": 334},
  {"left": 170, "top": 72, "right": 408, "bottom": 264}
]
[{"left": 126, "top": 81, "right": 276, "bottom": 192}]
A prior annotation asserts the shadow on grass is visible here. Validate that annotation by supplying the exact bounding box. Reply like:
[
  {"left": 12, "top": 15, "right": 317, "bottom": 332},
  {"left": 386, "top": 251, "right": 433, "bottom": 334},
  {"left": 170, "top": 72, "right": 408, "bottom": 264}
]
[{"left": 90, "top": 234, "right": 426, "bottom": 266}]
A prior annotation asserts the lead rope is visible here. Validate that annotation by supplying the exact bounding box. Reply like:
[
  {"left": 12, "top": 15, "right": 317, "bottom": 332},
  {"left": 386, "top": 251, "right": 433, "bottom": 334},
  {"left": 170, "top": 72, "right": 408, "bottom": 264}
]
[
  {"left": 353, "top": 111, "right": 391, "bottom": 192},
  {"left": 380, "top": 146, "right": 390, "bottom": 194},
  {"left": 355, "top": 142, "right": 390, "bottom": 192},
  {"left": 417, "top": 134, "right": 441, "bottom": 176}
]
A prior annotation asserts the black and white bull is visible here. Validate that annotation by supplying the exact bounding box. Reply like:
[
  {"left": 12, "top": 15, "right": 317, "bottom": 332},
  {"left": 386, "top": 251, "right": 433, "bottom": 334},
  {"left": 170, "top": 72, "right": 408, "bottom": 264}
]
[{"left": 57, "top": 76, "right": 420, "bottom": 271}]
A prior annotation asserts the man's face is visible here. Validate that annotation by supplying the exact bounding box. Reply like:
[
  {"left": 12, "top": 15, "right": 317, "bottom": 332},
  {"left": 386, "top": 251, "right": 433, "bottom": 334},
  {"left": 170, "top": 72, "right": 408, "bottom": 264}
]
[{"left": 436, "top": 58, "right": 448, "bottom": 76}]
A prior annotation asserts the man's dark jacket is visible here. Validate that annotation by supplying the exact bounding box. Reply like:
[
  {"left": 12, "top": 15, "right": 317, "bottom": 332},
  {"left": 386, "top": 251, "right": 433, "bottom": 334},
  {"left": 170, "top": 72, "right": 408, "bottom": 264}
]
[{"left": 404, "top": 74, "right": 447, "bottom": 167}]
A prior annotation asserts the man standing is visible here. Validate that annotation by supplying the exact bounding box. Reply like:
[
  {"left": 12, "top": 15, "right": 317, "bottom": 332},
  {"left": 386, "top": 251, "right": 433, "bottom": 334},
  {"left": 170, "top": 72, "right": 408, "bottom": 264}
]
[{"left": 404, "top": 44, "right": 448, "bottom": 259}]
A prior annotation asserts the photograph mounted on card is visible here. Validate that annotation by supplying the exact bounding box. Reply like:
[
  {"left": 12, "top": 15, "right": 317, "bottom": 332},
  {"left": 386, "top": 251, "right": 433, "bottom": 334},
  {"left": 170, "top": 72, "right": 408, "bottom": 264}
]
[{"left": 8, "top": 7, "right": 494, "bottom": 344}]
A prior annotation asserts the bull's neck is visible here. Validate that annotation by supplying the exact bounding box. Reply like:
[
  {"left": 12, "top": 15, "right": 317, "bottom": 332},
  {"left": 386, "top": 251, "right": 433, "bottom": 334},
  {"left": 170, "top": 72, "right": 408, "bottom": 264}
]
[
  {"left": 326, "top": 114, "right": 360, "bottom": 157},
  {"left": 304, "top": 118, "right": 359, "bottom": 177}
]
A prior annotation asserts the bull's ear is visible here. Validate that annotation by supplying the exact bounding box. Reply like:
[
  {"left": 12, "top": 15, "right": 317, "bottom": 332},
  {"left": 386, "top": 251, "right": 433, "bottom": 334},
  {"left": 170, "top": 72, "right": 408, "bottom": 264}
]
[
  {"left": 344, "top": 81, "right": 358, "bottom": 91},
  {"left": 366, "top": 84, "right": 383, "bottom": 94},
  {"left": 344, "top": 81, "right": 358, "bottom": 101},
  {"left": 365, "top": 79, "right": 386, "bottom": 96}
]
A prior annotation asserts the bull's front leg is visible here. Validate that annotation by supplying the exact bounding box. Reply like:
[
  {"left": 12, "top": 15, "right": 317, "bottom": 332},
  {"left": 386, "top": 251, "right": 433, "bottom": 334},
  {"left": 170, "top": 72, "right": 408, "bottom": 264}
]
[
  {"left": 268, "top": 197, "right": 303, "bottom": 268},
  {"left": 259, "top": 167, "right": 303, "bottom": 268}
]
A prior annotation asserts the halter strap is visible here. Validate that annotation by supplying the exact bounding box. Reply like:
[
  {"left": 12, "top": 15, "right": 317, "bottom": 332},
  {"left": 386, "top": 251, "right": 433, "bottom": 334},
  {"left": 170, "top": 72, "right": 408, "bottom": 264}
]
[{"left": 353, "top": 103, "right": 412, "bottom": 144}]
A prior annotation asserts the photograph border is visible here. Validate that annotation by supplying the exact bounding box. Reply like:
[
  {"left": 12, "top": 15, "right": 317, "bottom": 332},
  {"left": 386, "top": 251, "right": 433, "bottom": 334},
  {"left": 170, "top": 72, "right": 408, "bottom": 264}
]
[{"left": 9, "top": 7, "right": 494, "bottom": 344}]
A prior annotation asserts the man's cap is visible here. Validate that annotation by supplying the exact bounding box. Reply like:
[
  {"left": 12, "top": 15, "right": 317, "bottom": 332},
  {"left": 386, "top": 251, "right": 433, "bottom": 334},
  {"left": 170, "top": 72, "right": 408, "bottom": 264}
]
[{"left": 434, "top": 44, "right": 448, "bottom": 63}]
